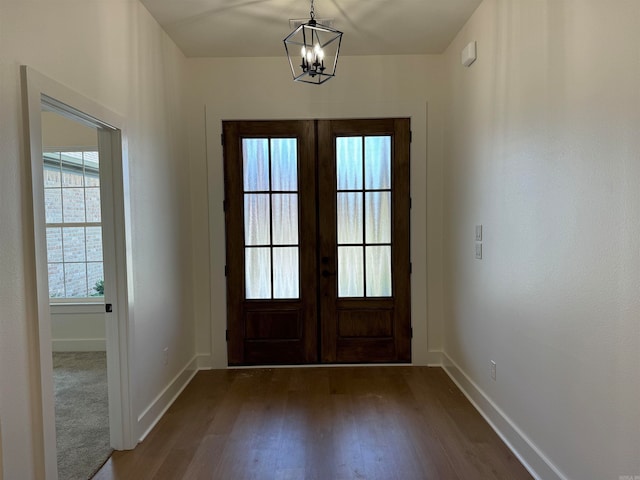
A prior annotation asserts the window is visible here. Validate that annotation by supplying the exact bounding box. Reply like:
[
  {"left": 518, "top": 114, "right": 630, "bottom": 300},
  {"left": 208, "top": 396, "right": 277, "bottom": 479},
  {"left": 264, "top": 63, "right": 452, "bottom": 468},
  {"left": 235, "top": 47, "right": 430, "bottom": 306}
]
[
  {"left": 43, "top": 150, "right": 104, "bottom": 300},
  {"left": 243, "top": 137, "right": 300, "bottom": 300},
  {"left": 336, "top": 135, "right": 392, "bottom": 297}
]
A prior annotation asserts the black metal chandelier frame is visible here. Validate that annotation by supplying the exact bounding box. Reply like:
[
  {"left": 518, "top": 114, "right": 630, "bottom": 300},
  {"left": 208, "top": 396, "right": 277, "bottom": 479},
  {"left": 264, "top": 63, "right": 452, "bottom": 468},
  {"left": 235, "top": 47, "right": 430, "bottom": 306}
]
[{"left": 283, "top": 0, "right": 343, "bottom": 85}]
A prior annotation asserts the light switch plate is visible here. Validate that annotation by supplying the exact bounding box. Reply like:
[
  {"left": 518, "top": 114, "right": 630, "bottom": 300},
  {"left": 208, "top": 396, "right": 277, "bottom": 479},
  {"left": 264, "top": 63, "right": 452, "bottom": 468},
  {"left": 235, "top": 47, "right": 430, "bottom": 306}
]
[
  {"left": 475, "top": 243, "right": 482, "bottom": 259},
  {"left": 475, "top": 224, "right": 482, "bottom": 241},
  {"left": 462, "top": 41, "right": 477, "bottom": 67}
]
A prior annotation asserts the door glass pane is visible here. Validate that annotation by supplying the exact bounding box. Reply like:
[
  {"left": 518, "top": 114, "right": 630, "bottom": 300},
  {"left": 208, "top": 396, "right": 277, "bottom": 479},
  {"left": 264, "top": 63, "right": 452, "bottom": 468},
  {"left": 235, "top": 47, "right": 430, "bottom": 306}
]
[
  {"left": 336, "top": 137, "right": 363, "bottom": 190},
  {"left": 365, "top": 192, "right": 391, "bottom": 244},
  {"left": 273, "top": 247, "right": 299, "bottom": 298},
  {"left": 243, "top": 139, "right": 269, "bottom": 191},
  {"left": 366, "top": 246, "right": 392, "bottom": 297},
  {"left": 245, "top": 247, "right": 271, "bottom": 299},
  {"left": 336, "top": 135, "right": 394, "bottom": 298},
  {"left": 244, "top": 136, "right": 300, "bottom": 300},
  {"left": 338, "top": 246, "right": 364, "bottom": 297},
  {"left": 272, "top": 194, "right": 298, "bottom": 245},
  {"left": 244, "top": 194, "right": 270, "bottom": 245},
  {"left": 337, "top": 192, "right": 363, "bottom": 244},
  {"left": 271, "top": 138, "right": 297, "bottom": 191},
  {"left": 365, "top": 136, "right": 391, "bottom": 189}
]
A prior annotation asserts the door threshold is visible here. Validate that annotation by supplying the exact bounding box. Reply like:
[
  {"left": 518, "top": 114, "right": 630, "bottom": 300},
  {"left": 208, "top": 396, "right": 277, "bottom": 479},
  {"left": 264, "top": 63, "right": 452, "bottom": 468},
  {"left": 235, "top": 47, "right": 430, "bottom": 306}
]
[{"left": 227, "top": 363, "right": 413, "bottom": 369}]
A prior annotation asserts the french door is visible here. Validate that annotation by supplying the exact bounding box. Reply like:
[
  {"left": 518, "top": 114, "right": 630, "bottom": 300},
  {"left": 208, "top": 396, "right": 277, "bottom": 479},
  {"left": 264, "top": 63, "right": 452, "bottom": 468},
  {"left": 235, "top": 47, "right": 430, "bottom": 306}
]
[{"left": 223, "top": 118, "right": 411, "bottom": 365}]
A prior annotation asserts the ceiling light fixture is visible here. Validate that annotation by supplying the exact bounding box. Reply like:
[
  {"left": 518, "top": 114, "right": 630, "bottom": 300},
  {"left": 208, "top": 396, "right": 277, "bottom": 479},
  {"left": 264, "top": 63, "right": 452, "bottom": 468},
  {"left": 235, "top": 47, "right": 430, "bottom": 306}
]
[{"left": 283, "top": 0, "right": 343, "bottom": 85}]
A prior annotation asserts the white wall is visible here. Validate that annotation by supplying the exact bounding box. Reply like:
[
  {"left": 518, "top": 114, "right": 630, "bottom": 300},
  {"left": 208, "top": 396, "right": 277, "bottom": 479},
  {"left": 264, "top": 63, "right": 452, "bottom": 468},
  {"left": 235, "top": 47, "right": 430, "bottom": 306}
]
[
  {"left": 442, "top": 1, "right": 640, "bottom": 479},
  {"left": 50, "top": 305, "right": 106, "bottom": 352},
  {"left": 185, "top": 55, "right": 447, "bottom": 368},
  {"left": 0, "top": 1, "right": 195, "bottom": 477}
]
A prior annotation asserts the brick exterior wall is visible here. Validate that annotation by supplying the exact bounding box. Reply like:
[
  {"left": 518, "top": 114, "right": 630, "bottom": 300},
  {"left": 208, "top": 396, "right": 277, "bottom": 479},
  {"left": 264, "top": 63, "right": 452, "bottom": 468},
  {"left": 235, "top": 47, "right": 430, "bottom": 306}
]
[{"left": 44, "top": 151, "right": 104, "bottom": 298}]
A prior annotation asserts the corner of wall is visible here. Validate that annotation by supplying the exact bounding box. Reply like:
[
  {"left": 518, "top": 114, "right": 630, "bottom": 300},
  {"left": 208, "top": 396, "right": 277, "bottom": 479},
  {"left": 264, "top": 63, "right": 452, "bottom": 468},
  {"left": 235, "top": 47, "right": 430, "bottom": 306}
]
[
  {"left": 196, "top": 353, "right": 213, "bottom": 370},
  {"left": 439, "top": 353, "right": 568, "bottom": 480},
  {"left": 136, "top": 355, "right": 199, "bottom": 442}
]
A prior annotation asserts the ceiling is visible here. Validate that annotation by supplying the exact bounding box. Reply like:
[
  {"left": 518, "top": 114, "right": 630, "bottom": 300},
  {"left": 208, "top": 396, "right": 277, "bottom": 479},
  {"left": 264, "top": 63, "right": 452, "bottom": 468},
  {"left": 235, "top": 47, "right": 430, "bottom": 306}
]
[{"left": 141, "top": 0, "right": 483, "bottom": 58}]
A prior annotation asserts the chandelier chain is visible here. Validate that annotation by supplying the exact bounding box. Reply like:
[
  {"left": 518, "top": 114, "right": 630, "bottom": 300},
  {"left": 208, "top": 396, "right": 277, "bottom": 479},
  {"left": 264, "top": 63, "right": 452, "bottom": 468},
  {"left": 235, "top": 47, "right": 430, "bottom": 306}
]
[{"left": 310, "top": 0, "right": 315, "bottom": 20}]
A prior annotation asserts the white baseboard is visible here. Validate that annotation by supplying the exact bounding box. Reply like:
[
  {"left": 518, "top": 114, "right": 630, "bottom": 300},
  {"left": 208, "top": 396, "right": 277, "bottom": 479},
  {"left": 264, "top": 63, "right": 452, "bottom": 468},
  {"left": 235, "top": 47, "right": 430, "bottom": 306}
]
[
  {"left": 52, "top": 338, "right": 106, "bottom": 352},
  {"left": 136, "top": 355, "right": 199, "bottom": 442},
  {"left": 439, "top": 353, "right": 568, "bottom": 480}
]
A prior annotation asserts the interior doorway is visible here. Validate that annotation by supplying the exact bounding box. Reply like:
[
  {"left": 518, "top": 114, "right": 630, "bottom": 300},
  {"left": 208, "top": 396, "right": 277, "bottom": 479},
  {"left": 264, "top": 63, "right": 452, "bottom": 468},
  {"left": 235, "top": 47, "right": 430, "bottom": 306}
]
[
  {"left": 223, "top": 118, "right": 411, "bottom": 365},
  {"left": 22, "top": 66, "right": 134, "bottom": 478},
  {"left": 40, "top": 110, "right": 113, "bottom": 478}
]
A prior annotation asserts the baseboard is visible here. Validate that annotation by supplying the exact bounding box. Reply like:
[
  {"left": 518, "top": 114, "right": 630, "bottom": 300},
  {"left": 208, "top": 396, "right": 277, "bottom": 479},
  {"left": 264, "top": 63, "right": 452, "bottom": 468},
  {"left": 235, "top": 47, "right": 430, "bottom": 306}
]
[
  {"left": 440, "top": 353, "right": 568, "bottom": 480},
  {"left": 136, "top": 355, "right": 199, "bottom": 442},
  {"left": 52, "top": 338, "right": 106, "bottom": 352}
]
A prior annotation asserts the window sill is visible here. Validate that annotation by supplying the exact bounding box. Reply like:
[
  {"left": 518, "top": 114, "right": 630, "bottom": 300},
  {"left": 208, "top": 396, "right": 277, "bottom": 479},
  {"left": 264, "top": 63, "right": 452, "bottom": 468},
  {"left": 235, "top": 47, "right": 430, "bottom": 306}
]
[{"left": 50, "top": 302, "right": 105, "bottom": 315}]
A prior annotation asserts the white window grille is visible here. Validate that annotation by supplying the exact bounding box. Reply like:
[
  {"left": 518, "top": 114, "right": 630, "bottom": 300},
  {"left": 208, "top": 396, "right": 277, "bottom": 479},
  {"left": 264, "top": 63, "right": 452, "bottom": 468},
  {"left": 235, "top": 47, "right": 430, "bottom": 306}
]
[{"left": 43, "top": 149, "right": 104, "bottom": 301}]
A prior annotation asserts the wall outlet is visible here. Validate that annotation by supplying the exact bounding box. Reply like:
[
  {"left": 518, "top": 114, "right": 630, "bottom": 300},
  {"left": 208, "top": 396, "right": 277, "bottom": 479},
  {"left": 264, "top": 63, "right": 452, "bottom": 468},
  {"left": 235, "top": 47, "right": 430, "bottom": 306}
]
[
  {"left": 163, "top": 347, "right": 169, "bottom": 366},
  {"left": 490, "top": 360, "right": 496, "bottom": 380}
]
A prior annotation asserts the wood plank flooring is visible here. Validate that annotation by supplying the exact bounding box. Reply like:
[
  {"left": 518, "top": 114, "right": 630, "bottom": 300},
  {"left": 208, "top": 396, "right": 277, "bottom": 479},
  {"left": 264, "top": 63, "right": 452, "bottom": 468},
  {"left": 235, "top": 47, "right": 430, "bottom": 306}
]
[{"left": 93, "top": 367, "right": 533, "bottom": 480}]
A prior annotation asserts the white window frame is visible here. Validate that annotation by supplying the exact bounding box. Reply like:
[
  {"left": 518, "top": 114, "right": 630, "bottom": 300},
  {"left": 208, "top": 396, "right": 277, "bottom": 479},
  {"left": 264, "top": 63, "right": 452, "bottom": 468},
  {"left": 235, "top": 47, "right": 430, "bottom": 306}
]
[{"left": 43, "top": 147, "right": 105, "bottom": 304}]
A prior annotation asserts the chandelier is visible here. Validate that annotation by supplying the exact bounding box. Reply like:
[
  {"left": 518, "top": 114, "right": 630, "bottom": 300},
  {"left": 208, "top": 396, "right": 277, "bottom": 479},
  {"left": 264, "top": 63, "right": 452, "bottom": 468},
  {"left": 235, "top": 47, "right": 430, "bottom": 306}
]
[{"left": 283, "top": 0, "right": 343, "bottom": 85}]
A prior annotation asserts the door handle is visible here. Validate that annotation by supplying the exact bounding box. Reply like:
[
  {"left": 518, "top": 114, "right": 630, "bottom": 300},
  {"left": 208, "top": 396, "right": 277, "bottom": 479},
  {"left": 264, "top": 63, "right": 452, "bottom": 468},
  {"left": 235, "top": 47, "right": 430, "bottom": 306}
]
[{"left": 321, "top": 270, "right": 336, "bottom": 277}]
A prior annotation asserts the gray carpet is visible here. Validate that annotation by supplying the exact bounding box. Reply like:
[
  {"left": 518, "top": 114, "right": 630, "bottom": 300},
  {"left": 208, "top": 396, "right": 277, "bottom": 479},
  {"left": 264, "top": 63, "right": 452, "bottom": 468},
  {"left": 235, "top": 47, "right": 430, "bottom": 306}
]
[{"left": 53, "top": 352, "right": 112, "bottom": 480}]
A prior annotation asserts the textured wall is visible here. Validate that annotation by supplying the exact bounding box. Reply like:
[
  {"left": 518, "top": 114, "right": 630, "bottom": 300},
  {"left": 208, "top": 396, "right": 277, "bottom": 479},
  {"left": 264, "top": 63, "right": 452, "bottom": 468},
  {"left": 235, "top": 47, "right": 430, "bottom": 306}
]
[{"left": 442, "top": 1, "right": 640, "bottom": 478}]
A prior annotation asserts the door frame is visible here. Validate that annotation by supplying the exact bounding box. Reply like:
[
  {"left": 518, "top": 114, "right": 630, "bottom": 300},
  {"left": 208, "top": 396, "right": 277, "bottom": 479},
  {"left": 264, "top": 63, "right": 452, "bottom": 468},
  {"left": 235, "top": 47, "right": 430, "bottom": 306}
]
[{"left": 21, "top": 66, "right": 136, "bottom": 478}]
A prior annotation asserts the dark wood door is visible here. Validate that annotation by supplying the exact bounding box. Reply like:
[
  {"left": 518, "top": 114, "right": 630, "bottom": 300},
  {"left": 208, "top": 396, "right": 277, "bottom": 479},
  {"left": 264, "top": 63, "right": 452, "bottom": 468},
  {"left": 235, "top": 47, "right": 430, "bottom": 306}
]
[
  {"left": 223, "top": 118, "right": 411, "bottom": 365},
  {"left": 318, "top": 119, "right": 411, "bottom": 362},
  {"left": 223, "top": 120, "right": 318, "bottom": 365}
]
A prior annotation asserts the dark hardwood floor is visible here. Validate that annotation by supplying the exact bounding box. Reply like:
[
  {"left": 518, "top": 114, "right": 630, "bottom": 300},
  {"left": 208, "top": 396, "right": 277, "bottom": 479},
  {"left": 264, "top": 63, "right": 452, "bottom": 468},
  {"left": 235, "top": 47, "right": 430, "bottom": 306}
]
[{"left": 93, "top": 366, "right": 532, "bottom": 480}]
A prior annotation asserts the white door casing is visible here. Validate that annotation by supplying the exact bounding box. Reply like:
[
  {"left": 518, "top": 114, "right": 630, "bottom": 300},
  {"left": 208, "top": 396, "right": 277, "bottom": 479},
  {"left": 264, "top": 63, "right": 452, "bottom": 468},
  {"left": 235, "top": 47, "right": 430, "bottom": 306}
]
[{"left": 21, "top": 65, "right": 135, "bottom": 479}]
